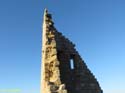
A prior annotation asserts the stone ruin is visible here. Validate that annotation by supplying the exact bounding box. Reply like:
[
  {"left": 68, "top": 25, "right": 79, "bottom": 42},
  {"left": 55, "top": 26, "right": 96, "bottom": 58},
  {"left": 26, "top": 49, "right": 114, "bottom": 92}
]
[{"left": 41, "top": 9, "right": 103, "bottom": 93}]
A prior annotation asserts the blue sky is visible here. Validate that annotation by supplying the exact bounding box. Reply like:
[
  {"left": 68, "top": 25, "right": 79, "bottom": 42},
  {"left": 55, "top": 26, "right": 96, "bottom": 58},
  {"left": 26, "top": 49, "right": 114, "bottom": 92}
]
[{"left": 0, "top": 0, "right": 125, "bottom": 93}]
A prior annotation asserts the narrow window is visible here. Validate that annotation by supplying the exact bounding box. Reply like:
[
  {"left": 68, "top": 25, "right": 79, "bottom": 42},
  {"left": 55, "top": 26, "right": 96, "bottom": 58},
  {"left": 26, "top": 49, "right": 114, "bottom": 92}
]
[{"left": 70, "top": 59, "right": 74, "bottom": 69}]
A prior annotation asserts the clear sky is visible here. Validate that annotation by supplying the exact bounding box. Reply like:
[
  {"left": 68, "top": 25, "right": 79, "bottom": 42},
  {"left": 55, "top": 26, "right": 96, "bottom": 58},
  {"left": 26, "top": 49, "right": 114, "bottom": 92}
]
[{"left": 0, "top": 0, "right": 125, "bottom": 93}]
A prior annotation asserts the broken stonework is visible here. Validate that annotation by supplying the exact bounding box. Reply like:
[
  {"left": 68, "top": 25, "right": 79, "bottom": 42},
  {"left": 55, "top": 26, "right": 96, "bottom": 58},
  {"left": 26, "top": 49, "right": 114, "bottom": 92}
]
[{"left": 41, "top": 9, "right": 103, "bottom": 93}]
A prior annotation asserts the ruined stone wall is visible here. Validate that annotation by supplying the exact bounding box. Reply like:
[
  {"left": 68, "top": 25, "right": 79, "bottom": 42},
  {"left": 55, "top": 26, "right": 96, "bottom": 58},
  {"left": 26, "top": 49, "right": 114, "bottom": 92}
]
[{"left": 41, "top": 9, "right": 103, "bottom": 93}]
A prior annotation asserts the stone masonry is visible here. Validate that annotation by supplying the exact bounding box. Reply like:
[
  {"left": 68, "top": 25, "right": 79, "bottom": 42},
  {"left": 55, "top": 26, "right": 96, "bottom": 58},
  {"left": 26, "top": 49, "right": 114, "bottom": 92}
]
[{"left": 41, "top": 9, "right": 103, "bottom": 93}]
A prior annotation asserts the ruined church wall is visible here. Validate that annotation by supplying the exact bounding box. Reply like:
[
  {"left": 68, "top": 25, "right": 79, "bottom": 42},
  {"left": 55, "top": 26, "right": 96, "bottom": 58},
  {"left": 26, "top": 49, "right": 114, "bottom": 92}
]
[{"left": 41, "top": 9, "right": 103, "bottom": 93}]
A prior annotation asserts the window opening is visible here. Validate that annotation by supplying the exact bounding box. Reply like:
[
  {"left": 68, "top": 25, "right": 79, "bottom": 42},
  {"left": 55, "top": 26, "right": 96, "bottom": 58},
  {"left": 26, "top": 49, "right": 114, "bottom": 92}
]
[{"left": 70, "top": 59, "right": 74, "bottom": 69}]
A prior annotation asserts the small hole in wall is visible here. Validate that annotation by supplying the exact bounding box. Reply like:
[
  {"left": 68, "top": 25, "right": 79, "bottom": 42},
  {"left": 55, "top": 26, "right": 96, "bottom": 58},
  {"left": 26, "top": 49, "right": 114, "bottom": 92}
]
[{"left": 70, "top": 59, "right": 74, "bottom": 69}]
